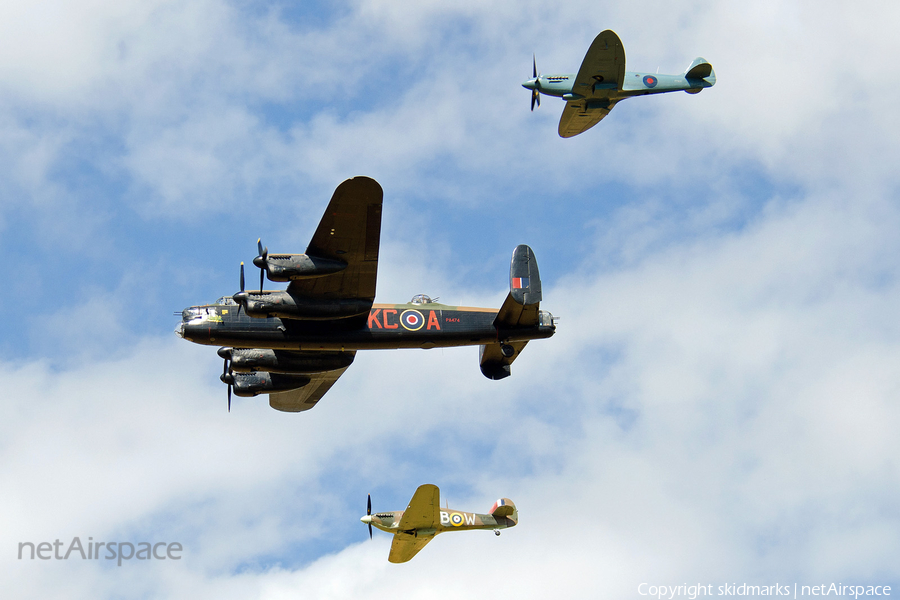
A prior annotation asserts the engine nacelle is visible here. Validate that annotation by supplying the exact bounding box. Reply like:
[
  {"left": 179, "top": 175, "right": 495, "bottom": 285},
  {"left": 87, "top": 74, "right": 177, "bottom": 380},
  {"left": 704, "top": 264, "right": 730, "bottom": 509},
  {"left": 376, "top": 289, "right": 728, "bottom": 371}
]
[
  {"left": 229, "top": 372, "right": 310, "bottom": 397},
  {"left": 233, "top": 291, "right": 372, "bottom": 320},
  {"left": 219, "top": 348, "right": 355, "bottom": 373},
  {"left": 254, "top": 253, "right": 347, "bottom": 282}
]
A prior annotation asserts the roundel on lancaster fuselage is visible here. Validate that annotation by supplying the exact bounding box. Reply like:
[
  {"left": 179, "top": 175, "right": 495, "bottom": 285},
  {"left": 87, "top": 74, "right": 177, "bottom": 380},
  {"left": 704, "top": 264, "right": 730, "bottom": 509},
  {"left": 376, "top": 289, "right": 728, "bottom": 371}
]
[{"left": 400, "top": 309, "right": 425, "bottom": 331}]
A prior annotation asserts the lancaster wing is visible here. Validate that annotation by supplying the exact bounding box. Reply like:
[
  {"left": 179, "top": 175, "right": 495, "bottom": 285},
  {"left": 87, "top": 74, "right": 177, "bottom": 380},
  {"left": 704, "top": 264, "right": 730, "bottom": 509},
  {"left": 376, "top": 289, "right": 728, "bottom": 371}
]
[
  {"left": 268, "top": 361, "right": 354, "bottom": 412},
  {"left": 287, "top": 176, "right": 383, "bottom": 301}
]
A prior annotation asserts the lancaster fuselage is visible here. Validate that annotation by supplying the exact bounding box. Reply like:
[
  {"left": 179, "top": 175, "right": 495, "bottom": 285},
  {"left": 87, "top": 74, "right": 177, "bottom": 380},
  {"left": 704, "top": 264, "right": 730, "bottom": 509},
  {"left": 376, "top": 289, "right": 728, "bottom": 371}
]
[{"left": 176, "top": 299, "right": 555, "bottom": 351}]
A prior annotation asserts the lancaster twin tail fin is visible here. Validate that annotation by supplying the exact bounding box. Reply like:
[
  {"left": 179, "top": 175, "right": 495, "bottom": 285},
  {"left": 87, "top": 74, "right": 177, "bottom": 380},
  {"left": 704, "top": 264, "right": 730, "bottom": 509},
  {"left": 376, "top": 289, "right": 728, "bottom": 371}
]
[
  {"left": 480, "top": 245, "right": 543, "bottom": 380},
  {"left": 496, "top": 244, "right": 542, "bottom": 328}
]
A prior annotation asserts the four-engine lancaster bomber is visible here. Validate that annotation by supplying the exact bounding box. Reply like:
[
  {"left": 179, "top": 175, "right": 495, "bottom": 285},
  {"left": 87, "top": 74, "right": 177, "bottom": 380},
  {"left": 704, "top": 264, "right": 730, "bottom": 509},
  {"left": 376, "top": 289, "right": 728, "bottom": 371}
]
[
  {"left": 361, "top": 484, "right": 518, "bottom": 563},
  {"left": 176, "top": 176, "right": 556, "bottom": 412},
  {"left": 523, "top": 29, "right": 716, "bottom": 137}
]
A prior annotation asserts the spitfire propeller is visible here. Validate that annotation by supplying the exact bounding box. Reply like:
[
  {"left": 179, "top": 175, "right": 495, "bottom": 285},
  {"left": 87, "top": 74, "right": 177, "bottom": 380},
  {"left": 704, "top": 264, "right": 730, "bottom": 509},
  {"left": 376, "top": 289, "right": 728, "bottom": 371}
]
[
  {"left": 530, "top": 55, "right": 541, "bottom": 111},
  {"left": 366, "top": 494, "right": 373, "bottom": 540},
  {"left": 252, "top": 238, "right": 268, "bottom": 293}
]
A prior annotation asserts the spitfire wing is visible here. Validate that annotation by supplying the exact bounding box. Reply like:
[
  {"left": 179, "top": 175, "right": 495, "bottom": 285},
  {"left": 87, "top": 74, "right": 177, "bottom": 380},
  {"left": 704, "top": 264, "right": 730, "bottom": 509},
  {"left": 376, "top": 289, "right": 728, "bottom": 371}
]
[
  {"left": 288, "top": 176, "right": 383, "bottom": 301},
  {"left": 388, "top": 531, "right": 435, "bottom": 563},
  {"left": 558, "top": 99, "right": 618, "bottom": 138},
  {"left": 573, "top": 29, "right": 625, "bottom": 96},
  {"left": 397, "top": 484, "right": 440, "bottom": 530},
  {"left": 559, "top": 30, "right": 625, "bottom": 138},
  {"left": 268, "top": 362, "right": 353, "bottom": 412}
]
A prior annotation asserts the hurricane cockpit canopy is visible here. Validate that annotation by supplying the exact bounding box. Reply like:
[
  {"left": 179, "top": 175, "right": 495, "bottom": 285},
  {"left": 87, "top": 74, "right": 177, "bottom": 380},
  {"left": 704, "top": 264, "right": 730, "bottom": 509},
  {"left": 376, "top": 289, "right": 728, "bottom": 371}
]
[{"left": 409, "top": 294, "right": 436, "bottom": 305}]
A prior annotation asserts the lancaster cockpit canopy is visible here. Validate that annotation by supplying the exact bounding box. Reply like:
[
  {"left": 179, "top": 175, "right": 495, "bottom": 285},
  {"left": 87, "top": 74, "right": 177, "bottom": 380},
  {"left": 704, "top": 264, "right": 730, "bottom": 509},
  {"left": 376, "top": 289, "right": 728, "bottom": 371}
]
[{"left": 409, "top": 294, "right": 437, "bottom": 305}]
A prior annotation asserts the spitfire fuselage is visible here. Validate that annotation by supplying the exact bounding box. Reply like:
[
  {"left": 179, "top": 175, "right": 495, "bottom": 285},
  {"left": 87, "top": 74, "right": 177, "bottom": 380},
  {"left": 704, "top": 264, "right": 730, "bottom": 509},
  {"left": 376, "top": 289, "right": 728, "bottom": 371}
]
[
  {"left": 176, "top": 300, "right": 555, "bottom": 351},
  {"left": 523, "top": 70, "right": 712, "bottom": 101}
]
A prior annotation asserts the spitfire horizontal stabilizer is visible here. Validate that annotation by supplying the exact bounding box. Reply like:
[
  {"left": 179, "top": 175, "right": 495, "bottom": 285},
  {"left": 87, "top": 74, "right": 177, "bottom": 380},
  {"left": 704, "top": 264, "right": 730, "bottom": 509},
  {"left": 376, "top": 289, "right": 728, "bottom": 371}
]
[
  {"left": 683, "top": 57, "right": 716, "bottom": 93},
  {"left": 684, "top": 57, "right": 715, "bottom": 82}
]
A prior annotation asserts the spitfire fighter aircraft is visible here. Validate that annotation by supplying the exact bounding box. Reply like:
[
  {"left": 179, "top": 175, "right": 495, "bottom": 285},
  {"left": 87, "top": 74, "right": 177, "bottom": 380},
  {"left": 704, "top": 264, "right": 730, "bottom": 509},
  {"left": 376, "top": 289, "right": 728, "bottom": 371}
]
[
  {"left": 361, "top": 484, "right": 518, "bottom": 563},
  {"left": 175, "top": 177, "right": 556, "bottom": 412},
  {"left": 523, "top": 29, "right": 716, "bottom": 137}
]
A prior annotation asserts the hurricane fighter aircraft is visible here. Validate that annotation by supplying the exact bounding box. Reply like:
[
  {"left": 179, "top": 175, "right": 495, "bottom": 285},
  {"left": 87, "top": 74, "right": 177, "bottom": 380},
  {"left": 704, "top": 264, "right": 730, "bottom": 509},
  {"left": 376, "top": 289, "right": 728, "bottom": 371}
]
[
  {"left": 361, "top": 484, "right": 518, "bottom": 563},
  {"left": 175, "top": 176, "right": 556, "bottom": 412},
  {"left": 523, "top": 29, "right": 716, "bottom": 137}
]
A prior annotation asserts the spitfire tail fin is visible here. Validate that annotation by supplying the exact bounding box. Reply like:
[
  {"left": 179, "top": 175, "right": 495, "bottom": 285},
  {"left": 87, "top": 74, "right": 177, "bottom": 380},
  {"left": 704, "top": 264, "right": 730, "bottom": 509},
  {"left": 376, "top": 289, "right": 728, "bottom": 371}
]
[
  {"left": 684, "top": 57, "right": 716, "bottom": 91},
  {"left": 490, "top": 498, "right": 518, "bottom": 527}
]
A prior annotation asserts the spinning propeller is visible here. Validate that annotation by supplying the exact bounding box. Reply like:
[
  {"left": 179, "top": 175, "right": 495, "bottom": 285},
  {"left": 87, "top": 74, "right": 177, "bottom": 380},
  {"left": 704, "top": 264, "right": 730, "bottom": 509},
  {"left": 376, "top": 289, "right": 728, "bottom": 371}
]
[
  {"left": 366, "top": 494, "right": 373, "bottom": 540},
  {"left": 231, "top": 262, "right": 246, "bottom": 316},
  {"left": 530, "top": 55, "right": 541, "bottom": 111},
  {"left": 218, "top": 348, "right": 234, "bottom": 412},
  {"left": 252, "top": 238, "right": 268, "bottom": 293}
]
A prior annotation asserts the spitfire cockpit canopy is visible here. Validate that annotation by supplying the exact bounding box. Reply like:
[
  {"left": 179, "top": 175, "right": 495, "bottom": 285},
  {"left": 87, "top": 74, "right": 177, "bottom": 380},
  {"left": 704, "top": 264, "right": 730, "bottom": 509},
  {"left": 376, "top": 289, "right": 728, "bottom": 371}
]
[
  {"left": 215, "top": 296, "right": 238, "bottom": 306},
  {"left": 409, "top": 294, "right": 437, "bottom": 305}
]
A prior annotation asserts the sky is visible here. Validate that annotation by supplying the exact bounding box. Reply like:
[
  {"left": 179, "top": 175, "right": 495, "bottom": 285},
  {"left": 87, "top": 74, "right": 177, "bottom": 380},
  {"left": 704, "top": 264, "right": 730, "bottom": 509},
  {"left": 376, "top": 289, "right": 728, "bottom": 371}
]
[{"left": 2, "top": 0, "right": 899, "bottom": 598}]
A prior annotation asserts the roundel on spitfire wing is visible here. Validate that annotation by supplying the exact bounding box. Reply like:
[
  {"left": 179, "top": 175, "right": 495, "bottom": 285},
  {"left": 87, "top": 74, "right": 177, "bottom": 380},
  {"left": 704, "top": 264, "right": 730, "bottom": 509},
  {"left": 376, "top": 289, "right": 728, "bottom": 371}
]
[
  {"left": 642, "top": 75, "right": 658, "bottom": 88},
  {"left": 400, "top": 309, "right": 425, "bottom": 331}
]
